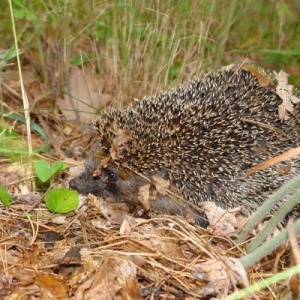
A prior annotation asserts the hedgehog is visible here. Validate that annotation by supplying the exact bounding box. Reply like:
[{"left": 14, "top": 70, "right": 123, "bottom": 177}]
[{"left": 69, "top": 66, "right": 300, "bottom": 226}]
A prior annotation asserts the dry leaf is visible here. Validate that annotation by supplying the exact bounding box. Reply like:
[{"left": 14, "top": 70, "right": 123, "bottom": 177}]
[
  {"left": 6, "top": 266, "right": 36, "bottom": 283},
  {"left": 138, "top": 184, "right": 151, "bottom": 211},
  {"left": 151, "top": 175, "right": 170, "bottom": 195},
  {"left": 58, "top": 65, "right": 112, "bottom": 123},
  {"left": 242, "top": 65, "right": 272, "bottom": 87},
  {"left": 201, "top": 201, "right": 246, "bottom": 235},
  {"left": 120, "top": 218, "right": 133, "bottom": 236},
  {"left": 277, "top": 163, "right": 292, "bottom": 176},
  {"left": 58, "top": 247, "right": 82, "bottom": 276},
  {"left": 276, "top": 70, "right": 300, "bottom": 120},
  {"left": 36, "top": 273, "right": 69, "bottom": 299},
  {"left": 74, "top": 257, "right": 142, "bottom": 300},
  {"left": 2, "top": 68, "right": 36, "bottom": 89},
  {"left": 51, "top": 216, "right": 67, "bottom": 224},
  {"left": 194, "top": 257, "right": 248, "bottom": 297},
  {"left": 0, "top": 163, "right": 23, "bottom": 189},
  {"left": 110, "top": 127, "right": 132, "bottom": 160}
]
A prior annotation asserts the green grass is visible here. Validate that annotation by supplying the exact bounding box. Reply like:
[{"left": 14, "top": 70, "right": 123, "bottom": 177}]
[{"left": 0, "top": 0, "right": 299, "bottom": 106}]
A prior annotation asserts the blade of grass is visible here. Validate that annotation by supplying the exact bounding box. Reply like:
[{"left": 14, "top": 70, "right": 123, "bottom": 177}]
[
  {"left": 224, "top": 264, "right": 300, "bottom": 300},
  {"left": 8, "top": 0, "right": 34, "bottom": 188},
  {"left": 0, "top": 110, "right": 49, "bottom": 142}
]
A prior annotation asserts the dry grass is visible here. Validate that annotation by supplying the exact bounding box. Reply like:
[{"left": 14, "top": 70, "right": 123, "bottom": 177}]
[{"left": 0, "top": 191, "right": 296, "bottom": 299}]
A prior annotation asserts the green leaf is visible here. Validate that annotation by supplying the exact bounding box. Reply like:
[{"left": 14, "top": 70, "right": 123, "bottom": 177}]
[
  {"left": 0, "top": 110, "right": 50, "bottom": 142},
  {"left": 0, "top": 185, "right": 13, "bottom": 207},
  {"left": 12, "top": 0, "right": 38, "bottom": 22},
  {"left": 45, "top": 188, "right": 79, "bottom": 213},
  {"left": 34, "top": 160, "right": 68, "bottom": 182},
  {"left": 0, "top": 45, "right": 18, "bottom": 62},
  {"left": 0, "top": 121, "right": 50, "bottom": 159},
  {"left": 0, "top": 125, "right": 27, "bottom": 158},
  {"left": 72, "top": 53, "right": 92, "bottom": 66}
]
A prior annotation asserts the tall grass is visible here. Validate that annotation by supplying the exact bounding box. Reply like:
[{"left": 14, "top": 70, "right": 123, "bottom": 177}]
[{"left": 0, "top": 0, "right": 299, "bottom": 106}]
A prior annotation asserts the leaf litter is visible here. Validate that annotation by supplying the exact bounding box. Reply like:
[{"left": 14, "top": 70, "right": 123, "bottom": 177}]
[
  {"left": 57, "top": 64, "right": 112, "bottom": 123},
  {"left": 0, "top": 65, "right": 300, "bottom": 299}
]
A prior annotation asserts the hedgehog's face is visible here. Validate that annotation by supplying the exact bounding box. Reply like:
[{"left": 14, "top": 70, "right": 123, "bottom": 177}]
[
  {"left": 69, "top": 163, "right": 141, "bottom": 205},
  {"left": 69, "top": 162, "right": 208, "bottom": 226}
]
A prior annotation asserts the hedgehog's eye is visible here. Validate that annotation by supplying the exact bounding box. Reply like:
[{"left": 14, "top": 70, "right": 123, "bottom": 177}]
[{"left": 107, "top": 170, "right": 118, "bottom": 181}]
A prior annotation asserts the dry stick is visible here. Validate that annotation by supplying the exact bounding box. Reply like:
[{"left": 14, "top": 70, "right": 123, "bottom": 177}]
[
  {"left": 242, "top": 117, "right": 292, "bottom": 141},
  {"left": 288, "top": 220, "right": 300, "bottom": 266},
  {"left": 1, "top": 81, "right": 23, "bottom": 101},
  {"left": 241, "top": 145, "right": 300, "bottom": 179},
  {"left": 287, "top": 220, "right": 300, "bottom": 297}
]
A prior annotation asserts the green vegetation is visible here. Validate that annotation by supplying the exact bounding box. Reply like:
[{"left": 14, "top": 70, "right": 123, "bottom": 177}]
[
  {"left": 34, "top": 159, "right": 68, "bottom": 183},
  {"left": 0, "top": 184, "right": 13, "bottom": 206},
  {"left": 34, "top": 159, "right": 77, "bottom": 213},
  {"left": 45, "top": 188, "right": 79, "bottom": 213},
  {"left": 0, "top": 0, "right": 299, "bottom": 105},
  {"left": 0, "top": 45, "right": 18, "bottom": 74},
  {"left": 224, "top": 264, "right": 300, "bottom": 300}
]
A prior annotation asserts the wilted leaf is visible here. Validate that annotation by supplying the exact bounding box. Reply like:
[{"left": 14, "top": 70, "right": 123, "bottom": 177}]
[
  {"left": 201, "top": 201, "right": 246, "bottom": 235},
  {"left": 74, "top": 257, "right": 142, "bottom": 300},
  {"left": 58, "top": 65, "right": 112, "bottom": 123},
  {"left": 276, "top": 70, "right": 300, "bottom": 120},
  {"left": 151, "top": 175, "right": 170, "bottom": 195},
  {"left": 110, "top": 127, "right": 132, "bottom": 160},
  {"left": 36, "top": 273, "right": 69, "bottom": 299},
  {"left": 120, "top": 218, "right": 133, "bottom": 236},
  {"left": 194, "top": 257, "right": 249, "bottom": 298},
  {"left": 243, "top": 64, "right": 272, "bottom": 87},
  {"left": 138, "top": 184, "right": 150, "bottom": 211}
]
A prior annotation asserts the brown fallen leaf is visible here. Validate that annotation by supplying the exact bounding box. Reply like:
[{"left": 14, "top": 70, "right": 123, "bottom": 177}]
[
  {"left": 110, "top": 127, "right": 132, "bottom": 160},
  {"left": 58, "top": 65, "right": 112, "bottom": 123},
  {"left": 138, "top": 184, "right": 151, "bottom": 211},
  {"left": 276, "top": 70, "right": 300, "bottom": 120},
  {"left": 151, "top": 175, "right": 170, "bottom": 195},
  {"left": 35, "top": 273, "right": 69, "bottom": 299},
  {"left": 120, "top": 217, "right": 134, "bottom": 236},
  {"left": 58, "top": 247, "right": 82, "bottom": 276},
  {"left": 74, "top": 256, "right": 142, "bottom": 300},
  {"left": 194, "top": 257, "right": 249, "bottom": 298},
  {"left": 201, "top": 201, "right": 246, "bottom": 235}
]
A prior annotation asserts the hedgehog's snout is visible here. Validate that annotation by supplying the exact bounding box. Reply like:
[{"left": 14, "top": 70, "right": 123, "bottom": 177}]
[
  {"left": 69, "top": 171, "right": 104, "bottom": 197},
  {"left": 69, "top": 166, "right": 139, "bottom": 204}
]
